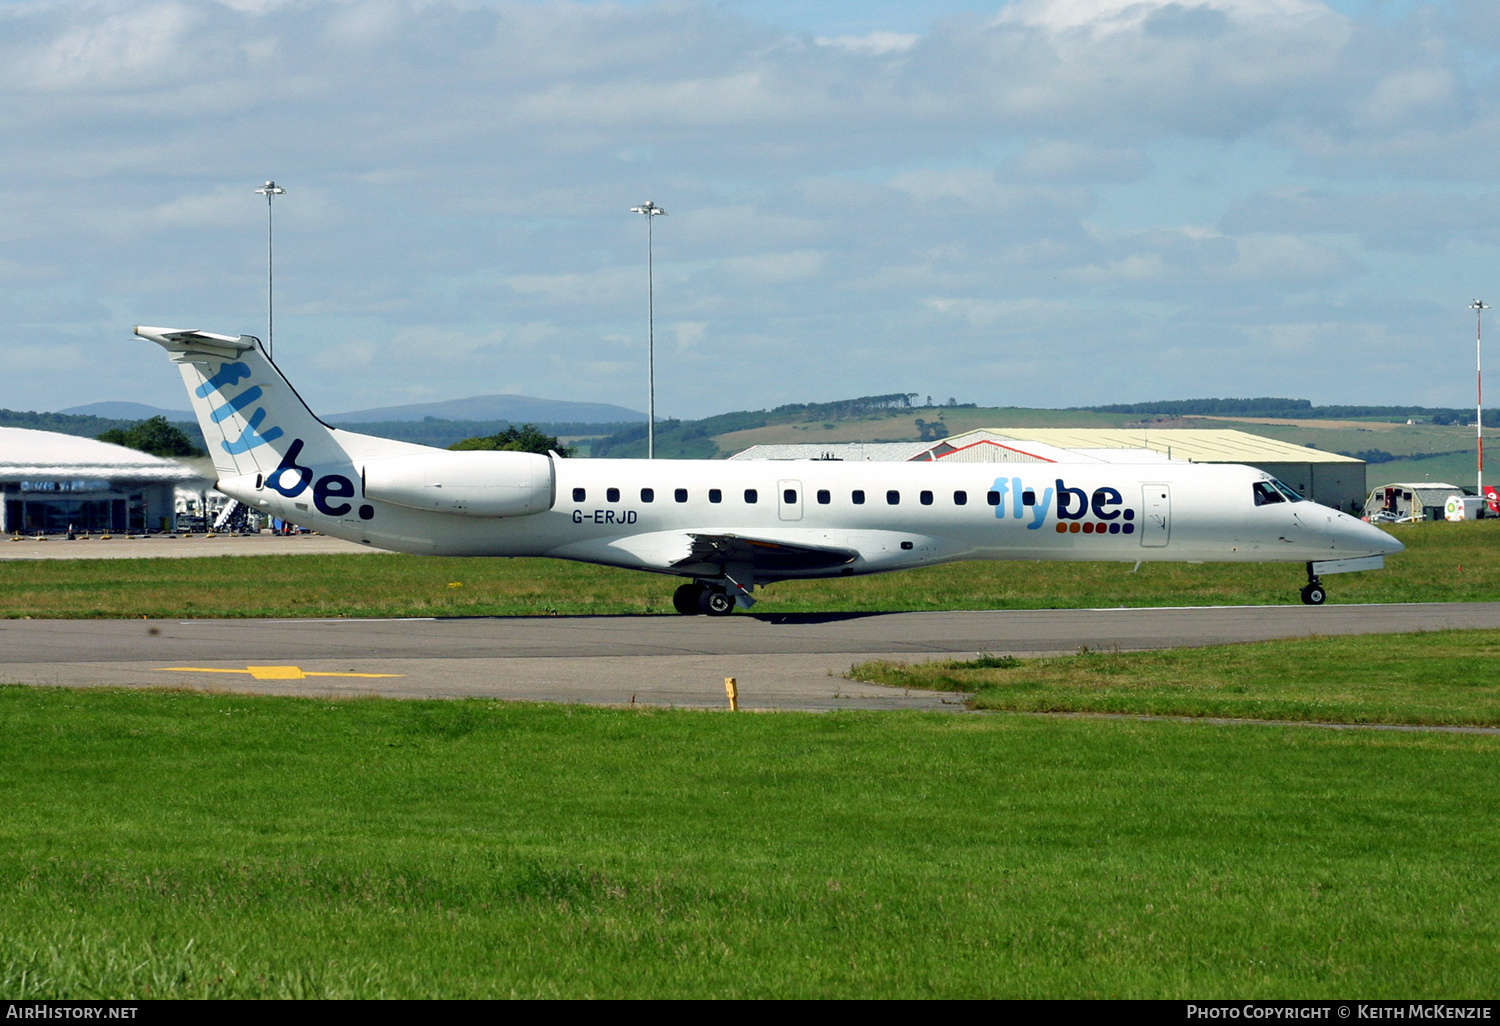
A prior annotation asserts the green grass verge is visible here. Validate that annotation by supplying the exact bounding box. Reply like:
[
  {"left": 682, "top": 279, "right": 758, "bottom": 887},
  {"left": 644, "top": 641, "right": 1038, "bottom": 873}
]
[
  {"left": 852, "top": 630, "right": 1500, "bottom": 727},
  {"left": 3, "top": 520, "right": 1495, "bottom": 619},
  {"left": 1, "top": 686, "right": 1497, "bottom": 998}
]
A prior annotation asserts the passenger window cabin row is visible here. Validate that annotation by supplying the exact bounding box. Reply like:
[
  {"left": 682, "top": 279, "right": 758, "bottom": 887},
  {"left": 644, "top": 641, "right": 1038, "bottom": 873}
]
[{"left": 568, "top": 487, "right": 1036, "bottom": 507}]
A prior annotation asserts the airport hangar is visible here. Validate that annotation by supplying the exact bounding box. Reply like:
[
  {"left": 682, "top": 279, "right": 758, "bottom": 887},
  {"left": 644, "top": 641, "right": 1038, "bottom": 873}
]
[
  {"left": 730, "top": 428, "right": 1367, "bottom": 514},
  {"left": 0, "top": 427, "right": 199, "bottom": 534}
]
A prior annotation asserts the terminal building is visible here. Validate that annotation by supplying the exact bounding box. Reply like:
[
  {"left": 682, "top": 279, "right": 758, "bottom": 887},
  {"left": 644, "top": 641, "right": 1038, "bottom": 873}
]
[
  {"left": 0, "top": 427, "right": 199, "bottom": 534},
  {"left": 730, "top": 427, "right": 1367, "bottom": 513}
]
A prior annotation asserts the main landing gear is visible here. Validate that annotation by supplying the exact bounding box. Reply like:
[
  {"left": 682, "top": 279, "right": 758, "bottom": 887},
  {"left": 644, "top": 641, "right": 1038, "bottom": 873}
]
[
  {"left": 1300, "top": 563, "right": 1326, "bottom": 606},
  {"left": 673, "top": 581, "right": 735, "bottom": 616}
]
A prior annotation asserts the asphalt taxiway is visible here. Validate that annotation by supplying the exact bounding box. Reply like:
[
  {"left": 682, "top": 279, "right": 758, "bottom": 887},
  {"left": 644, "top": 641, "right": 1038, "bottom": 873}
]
[
  {"left": 0, "top": 533, "right": 371, "bottom": 560},
  {"left": 4, "top": 602, "right": 1498, "bottom": 711}
]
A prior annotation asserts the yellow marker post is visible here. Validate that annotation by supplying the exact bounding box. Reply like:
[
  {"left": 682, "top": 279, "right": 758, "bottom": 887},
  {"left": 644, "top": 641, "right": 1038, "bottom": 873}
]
[{"left": 725, "top": 676, "right": 738, "bottom": 712}]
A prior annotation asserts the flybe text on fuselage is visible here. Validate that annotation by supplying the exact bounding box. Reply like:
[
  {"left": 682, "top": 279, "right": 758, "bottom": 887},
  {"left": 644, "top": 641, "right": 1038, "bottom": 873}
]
[{"left": 984, "top": 477, "right": 1137, "bottom": 534}]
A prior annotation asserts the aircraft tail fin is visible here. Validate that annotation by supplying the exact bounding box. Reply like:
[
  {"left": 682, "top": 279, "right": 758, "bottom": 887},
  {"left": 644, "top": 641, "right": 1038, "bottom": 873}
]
[
  {"left": 135, "top": 326, "right": 419, "bottom": 481},
  {"left": 1484, "top": 484, "right": 1499, "bottom": 516}
]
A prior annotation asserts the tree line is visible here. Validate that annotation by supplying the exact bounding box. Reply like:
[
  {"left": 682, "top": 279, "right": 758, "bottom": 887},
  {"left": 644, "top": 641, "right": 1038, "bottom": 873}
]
[{"left": 1085, "top": 397, "right": 1499, "bottom": 425}]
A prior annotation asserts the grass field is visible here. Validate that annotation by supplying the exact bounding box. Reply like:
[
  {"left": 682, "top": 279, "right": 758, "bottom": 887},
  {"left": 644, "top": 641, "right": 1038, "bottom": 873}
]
[
  {"left": 1, "top": 684, "right": 1497, "bottom": 999},
  {"left": 853, "top": 630, "right": 1500, "bottom": 726},
  {"left": 0, "top": 520, "right": 1493, "bottom": 619}
]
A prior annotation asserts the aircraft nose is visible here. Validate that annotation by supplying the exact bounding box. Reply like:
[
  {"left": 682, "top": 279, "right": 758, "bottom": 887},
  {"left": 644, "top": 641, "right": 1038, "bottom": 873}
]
[
  {"left": 1322, "top": 510, "right": 1402, "bottom": 557},
  {"left": 1346, "top": 515, "right": 1403, "bottom": 556}
]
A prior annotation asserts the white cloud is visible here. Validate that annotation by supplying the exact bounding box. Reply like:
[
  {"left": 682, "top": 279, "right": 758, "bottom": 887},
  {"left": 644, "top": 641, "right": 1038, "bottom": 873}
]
[
  {"left": 1358, "top": 67, "right": 1458, "bottom": 129},
  {"left": 20, "top": 2, "right": 202, "bottom": 90},
  {"left": 815, "top": 31, "right": 918, "bottom": 55},
  {"left": 994, "top": 0, "right": 1329, "bottom": 37},
  {"left": 1219, "top": 233, "right": 1353, "bottom": 283},
  {"left": 0, "top": 0, "right": 1493, "bottom": 415},
  {"left": 719, "top": 250, "right": 826, "bottom": 284},
  {"left": 1004, "top": 141, "right": 1150, "bottom": 183},
  {"left": 671, "top": 320, "right": 707, "bottom": 349},
  {"left": 924, "top": 296, "right": 1079, "bottom": 329},
  {"left": 504, "top": 269, "right": 640, "bottom": 307}
]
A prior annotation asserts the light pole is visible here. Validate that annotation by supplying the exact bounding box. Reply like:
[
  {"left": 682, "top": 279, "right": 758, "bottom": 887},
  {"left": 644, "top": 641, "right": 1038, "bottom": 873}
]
[
  {"left": 256, "top": 181, "right": 285, "bottom": 360},
  {"left": 631, "top": 200, "right": 667, "bottom": 459},
  {"left": 1472, "top": 299, "right": 1489, "bottom": 497}
]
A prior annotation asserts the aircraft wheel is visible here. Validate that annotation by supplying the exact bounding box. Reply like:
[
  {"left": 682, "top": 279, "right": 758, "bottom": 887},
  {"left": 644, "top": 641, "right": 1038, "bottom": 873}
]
[
  {"left": 698, "top": 589, "right": 735, "bottom": 616},
  {"left": 673, "top": 583, "right": 705, "bottom": 615},
  {"left": 1300, "top": 583, "right": 1326, "bottom": 606}
]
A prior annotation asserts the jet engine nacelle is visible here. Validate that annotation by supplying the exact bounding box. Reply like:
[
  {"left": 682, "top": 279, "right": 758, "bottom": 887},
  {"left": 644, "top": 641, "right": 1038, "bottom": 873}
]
[{"left": 362, "top": 450, "right": 555, "bottom": 518}]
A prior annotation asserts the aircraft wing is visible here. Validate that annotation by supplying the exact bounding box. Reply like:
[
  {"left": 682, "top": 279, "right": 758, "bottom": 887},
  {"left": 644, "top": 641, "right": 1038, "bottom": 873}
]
[{"left": 669, "top": 532, "right": 859, "bottom": 577}]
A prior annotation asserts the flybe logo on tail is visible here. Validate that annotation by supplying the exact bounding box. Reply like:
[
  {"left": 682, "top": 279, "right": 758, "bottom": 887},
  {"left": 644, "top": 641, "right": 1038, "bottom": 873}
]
[
  {"left": 197, "top": 357, "right": 373, "bottom": 522},
  {"left": 266, "top": 439, "right": 373, "bottom": 520},
  {"left": 992, "top": 477, "right": 1137, "bottom": 534},
  {"left": 196, "top": 362, "right": 283, "bottom": 454}
]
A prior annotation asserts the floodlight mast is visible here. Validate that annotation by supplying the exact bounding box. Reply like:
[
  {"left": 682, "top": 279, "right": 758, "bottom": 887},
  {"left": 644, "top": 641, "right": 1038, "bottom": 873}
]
[
  {"left": 255, "top": 181, "right": 285, "bottom": 360},
  {"left": 1473, "top": 299, "right": 1489, "bottom": 497},
  {"left": 631, "top": 200, "right": 667, "bottom": 459}
]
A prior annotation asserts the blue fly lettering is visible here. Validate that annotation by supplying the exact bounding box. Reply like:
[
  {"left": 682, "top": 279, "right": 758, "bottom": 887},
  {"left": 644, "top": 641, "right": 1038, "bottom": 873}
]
[
  {"left": 209, "top": 385, "right": 264, "bottom": 424},
  {"left": 1027, "top": 487, "right": 1053, "bottom": 529},
  {"left": 195, "top": 362, "right": 252, "bottom": 398},
  {"left": 990, "top": 478, "right": 1009, "bottom": 519},
  {"left": 221, "top": 407, "right": 284, "bottom": 455}
]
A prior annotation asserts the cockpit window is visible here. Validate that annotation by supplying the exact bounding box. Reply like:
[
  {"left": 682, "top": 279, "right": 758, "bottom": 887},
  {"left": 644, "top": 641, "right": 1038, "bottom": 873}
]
[
  {"left": 1271, "top": 479, "right": 1304, "bottom": 502},
  {"left": 1252, "top": 482, "right": 1284, "bottom": 506},
  {"left": 1254, "top": 479, "right": 1305, "bottom": 506}
]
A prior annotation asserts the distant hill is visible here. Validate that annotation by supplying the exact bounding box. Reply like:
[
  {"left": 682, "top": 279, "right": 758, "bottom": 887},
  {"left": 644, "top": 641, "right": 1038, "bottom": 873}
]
[
  {"left": 335, "top": 419, "right": 638, "bottom": 448},
  {"left": 1084, "top": 397, "right": 1498, "bottom": 426},
  {"left": 53, "top": 394, "right": 645, "bottom": 430},
  {"left": 60, "top": 401, "right": 193, "bottom": 421},
  {"left": 327, "top": 394, "right": 645, "bottom": 425}
]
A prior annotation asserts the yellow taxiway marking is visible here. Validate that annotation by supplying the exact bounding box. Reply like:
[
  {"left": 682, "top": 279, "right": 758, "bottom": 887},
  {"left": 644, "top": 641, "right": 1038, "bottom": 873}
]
[{"left": 157, "top": 665, "right": 403, "bottom": 680}]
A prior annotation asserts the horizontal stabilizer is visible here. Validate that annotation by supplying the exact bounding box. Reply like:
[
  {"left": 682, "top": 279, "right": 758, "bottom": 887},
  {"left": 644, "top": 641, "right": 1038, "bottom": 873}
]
[{"left": 135, "top": 326, "right": 254, "bottom": 361}]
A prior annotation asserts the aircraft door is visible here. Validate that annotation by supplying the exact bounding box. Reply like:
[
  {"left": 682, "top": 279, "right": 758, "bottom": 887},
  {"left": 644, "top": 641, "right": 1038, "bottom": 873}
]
[
  {"left": 778, "top": 479, "right": 803, "bottom": 522},
  {"left": 1140, "top": 484, "right": 1170, "bottom": 548}
]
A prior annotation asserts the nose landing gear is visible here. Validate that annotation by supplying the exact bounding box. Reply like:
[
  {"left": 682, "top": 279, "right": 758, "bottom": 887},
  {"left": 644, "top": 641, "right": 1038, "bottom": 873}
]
[{"left": 1300, "top": 563, "right": 1326, "bottom": 605}]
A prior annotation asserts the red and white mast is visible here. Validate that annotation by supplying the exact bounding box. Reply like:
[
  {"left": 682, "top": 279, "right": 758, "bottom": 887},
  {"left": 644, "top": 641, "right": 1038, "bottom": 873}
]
[{"left": 1472, "top": 299, "right": 1489, "bottom": 502}]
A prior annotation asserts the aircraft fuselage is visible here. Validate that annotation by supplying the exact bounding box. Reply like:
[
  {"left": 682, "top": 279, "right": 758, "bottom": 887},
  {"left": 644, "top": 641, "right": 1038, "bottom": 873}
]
[{"left": 138, "top": 326, "right": 1402, "bottom": 612}]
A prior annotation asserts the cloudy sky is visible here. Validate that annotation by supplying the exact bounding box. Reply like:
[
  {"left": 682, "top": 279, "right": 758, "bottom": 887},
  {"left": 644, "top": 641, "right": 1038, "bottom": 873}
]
[{"left": 2, "top": 0, "right": 1497, "bottom": 419}]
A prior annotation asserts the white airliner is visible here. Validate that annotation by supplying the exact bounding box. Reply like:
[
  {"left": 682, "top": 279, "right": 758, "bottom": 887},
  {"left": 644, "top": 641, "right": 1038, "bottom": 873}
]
[{"left": 138, "top": 326, "right": 1402, "bottom": 614}]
